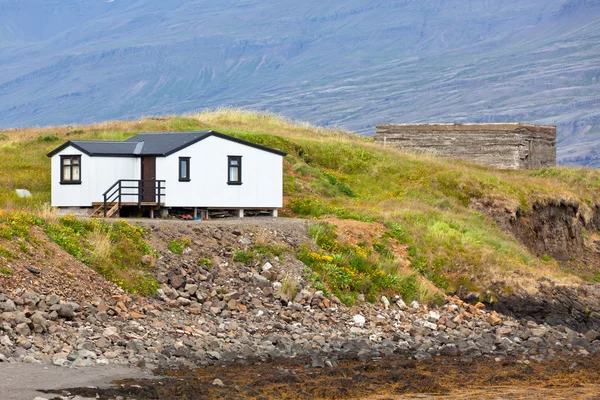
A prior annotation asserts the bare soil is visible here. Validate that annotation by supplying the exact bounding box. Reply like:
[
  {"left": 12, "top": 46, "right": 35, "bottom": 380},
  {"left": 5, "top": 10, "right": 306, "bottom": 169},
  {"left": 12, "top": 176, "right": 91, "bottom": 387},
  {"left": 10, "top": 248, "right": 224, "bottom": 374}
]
[{"left": 0, "top": 227, "right": 121, "bottom": 302}]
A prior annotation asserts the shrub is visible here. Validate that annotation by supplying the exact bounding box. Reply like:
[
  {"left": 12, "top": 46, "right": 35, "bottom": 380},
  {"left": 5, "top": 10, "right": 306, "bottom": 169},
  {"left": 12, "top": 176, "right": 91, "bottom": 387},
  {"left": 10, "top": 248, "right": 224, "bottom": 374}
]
[
  {"left": 167, "top": 237, "right": 190, "bottom": 254},
  {"left": 197, "top": 255, "right": 213, "bottom": 267},
  {"left": 0, "top": 268, "right": 13, "bottom": 276},
  {"left": 0, "top": 134, "right": 8, "bottom": 141},
  {"left": 37, "top": 134, "right": 60, "bottom": 142},
  {"left": 233, "top": 250, "right": 255, "bottom": 265}
]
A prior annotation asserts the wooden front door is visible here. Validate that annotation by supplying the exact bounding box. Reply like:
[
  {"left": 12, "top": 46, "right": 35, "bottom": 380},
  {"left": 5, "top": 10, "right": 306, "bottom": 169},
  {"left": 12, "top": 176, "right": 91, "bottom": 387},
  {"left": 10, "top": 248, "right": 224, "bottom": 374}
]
[{"left": 141, "top": 156, "right": 156, "bottom": 202}]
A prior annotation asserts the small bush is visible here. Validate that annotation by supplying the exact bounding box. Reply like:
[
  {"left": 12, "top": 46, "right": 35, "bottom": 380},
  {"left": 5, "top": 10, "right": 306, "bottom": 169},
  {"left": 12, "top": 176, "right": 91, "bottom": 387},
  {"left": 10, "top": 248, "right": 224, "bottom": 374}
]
[
  {"left": 197, "top": 255, "right": 213, "bottom": 267},
  {"left": 0, "top": 134, "right": 8, "bottom": 141},
  {"left": 37, "top": 133, "right": 60, "bottom": 142},
  {"left": 0, "top": 246, "right": 15, "bottom": 260},
  {"left": 233, "top": 250, "right": 255, "bottom": 265},
  {"left": 281, "top": 274, "right": 298, "bottom": 300},
  {"left": 0, "top": 268, "right": 13, "bottom": 276},
  {"left": 167, "top": 237, "right": 191, "bottom": 254}
]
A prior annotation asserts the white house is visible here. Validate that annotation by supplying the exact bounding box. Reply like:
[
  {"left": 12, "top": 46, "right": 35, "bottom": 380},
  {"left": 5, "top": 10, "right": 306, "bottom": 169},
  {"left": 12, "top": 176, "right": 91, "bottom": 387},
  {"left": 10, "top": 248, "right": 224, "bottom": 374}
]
[{"left": 46, "top": 131, "right": 287, "bottom": 218}]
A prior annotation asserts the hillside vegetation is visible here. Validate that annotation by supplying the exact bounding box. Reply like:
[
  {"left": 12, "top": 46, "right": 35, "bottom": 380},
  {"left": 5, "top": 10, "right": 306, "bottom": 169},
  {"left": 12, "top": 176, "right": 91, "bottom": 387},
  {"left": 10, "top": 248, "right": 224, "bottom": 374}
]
[{"left": 1, "top": 110, "right": 600, "bottom": 303}]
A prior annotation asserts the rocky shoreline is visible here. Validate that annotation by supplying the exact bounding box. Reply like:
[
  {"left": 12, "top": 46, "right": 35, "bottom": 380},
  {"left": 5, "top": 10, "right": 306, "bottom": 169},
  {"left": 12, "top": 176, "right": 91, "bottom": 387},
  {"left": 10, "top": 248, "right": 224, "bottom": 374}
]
[
  {"left": 1, "top": 272, "right": 598, "bottom": 370},
  {"left": 0, "top": 220, "right": 599, "bottom": 396}
]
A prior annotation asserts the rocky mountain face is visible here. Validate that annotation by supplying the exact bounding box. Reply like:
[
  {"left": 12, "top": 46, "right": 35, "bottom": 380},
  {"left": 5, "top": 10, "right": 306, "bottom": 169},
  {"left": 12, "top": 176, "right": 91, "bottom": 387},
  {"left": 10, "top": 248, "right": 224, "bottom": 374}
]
[{"left": 0, "top": 0, "right": 599, "bottom": 165}]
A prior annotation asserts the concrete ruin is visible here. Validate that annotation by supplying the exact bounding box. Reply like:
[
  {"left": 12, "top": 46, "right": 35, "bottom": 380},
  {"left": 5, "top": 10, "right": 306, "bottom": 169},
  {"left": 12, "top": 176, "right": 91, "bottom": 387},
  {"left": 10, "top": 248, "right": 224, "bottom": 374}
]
[{"left": 374, "top": 123, "right": 556, "bottom": 170}]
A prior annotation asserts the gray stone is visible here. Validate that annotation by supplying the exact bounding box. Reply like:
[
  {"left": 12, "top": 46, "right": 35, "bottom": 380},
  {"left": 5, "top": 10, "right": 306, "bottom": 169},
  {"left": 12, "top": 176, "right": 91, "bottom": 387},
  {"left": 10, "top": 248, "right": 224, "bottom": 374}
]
[
  {"left": 15, "top": 323, "right": 31, "bottom": 336},
  {"left": 30, "top": 312, "right": 48, "bottom": 333},
  {"left": 170, "top": 275, "right": 185, "bottom": 289},
  {"left": 57, "top": 303, "right": 76, "bottom": 319}
]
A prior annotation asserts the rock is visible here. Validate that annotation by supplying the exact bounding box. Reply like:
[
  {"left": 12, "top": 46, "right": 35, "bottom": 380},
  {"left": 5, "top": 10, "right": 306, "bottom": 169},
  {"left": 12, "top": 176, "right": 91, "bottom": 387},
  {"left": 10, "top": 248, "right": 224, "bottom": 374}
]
[
  {"left": 0, "top": 335, "right": 13, "bottom": 346},
  {"left": 46, "top": 295, "right": 60, "bottom": 306},
  {"left": 212, "top": 378, "right": 224, "bottom": 387},
  {"left": 353, "top": 315, "right": 366, "bottom": 327},
  {"left": 15, "top": 323, "right": 31, "bottom": 336},
  {"left": 1, "top": 299, "right": 16, "bottom": 312},
  {"left": 411, "top": 301, "right": 419, "bottom": 310},
  {"left": 381, "top": 296, "right": 390, "bottom": 309},
  {"left": 429, "top": 311, "right": 440, "bottom": 321},
  {"left": 96, "top": 337, "right": 111, "bottom": 349},
  {"left": 184, "top": 284, "right": 198, "bottom": 295},
  {"left": 207, "top": 351, "right": 222, "bottom": 360},
  {"left": 396, "top": 298, "right": 407, "bottom": 310},
  {"left": 141, "top": 254, "right": 154, "bottom": 266},
  {"left": 77, "top": 349, "right": 97, "bottom": 359},
  {"left": 103, "top": 326, "right": 119, "bottom": 340},
  {"left": 311, "top": 354, "right": 325, "bottom": 368},
  {"left": 30, "top": 313, "right": 48, "bottom": 333},
  {"left": 170, "top": 275, "right": 185, "bottom": 289},
  {"left": 57, "top": 303, "right": 76, "bottom": 319},
  {"left": 177, "top": 297, "right": 192, "bottom": 306}
]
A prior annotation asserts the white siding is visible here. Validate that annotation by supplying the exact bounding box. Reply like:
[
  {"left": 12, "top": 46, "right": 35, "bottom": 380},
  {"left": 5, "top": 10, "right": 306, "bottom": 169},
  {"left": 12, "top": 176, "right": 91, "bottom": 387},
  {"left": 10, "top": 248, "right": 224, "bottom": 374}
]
[
  {"left": 161, "top": 136, "right": 283, "bottom": 208},
  {"left": 50, "top": 137, "right": 284, "bottom": 209},
  {"left": 90, "top": 157, "right": 140, "bottom": 203},
  {"left": 50, "top": 146, "right": 139, "bottom": 207}
]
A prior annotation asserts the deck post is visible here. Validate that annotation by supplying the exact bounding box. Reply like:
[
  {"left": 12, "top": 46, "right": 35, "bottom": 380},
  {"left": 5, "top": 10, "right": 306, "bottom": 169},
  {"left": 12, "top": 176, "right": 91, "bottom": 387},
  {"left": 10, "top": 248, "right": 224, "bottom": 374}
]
[
  {"left": 193, "top": 208, "right": 198, "bottom": 219},
  {"left": 238, "top": 209, "right": 244, "bottom": 218},
  {"left": 103, "top": 193, "right": 107, "bottom": 217},
  {"left": 272, "top": 209, "right": 278, "bottom": 218},
  {"left": 150, "top": 209, "right": 154, "bottom": 219}
]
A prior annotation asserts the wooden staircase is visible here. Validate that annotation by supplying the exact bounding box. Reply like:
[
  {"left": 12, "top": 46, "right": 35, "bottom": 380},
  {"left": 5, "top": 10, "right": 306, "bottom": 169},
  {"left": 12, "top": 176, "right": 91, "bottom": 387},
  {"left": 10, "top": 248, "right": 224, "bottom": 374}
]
[
  {"left": 90, "top": 202, "right": 119, "bottom": 218},
  {"left": 93, "top": 179, "right": 166, "bottom": 218}
]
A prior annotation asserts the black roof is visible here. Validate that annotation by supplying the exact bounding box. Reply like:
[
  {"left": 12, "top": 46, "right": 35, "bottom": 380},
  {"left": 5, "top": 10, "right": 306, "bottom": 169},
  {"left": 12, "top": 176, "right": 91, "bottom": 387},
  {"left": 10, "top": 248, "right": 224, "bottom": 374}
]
[{"left": 46, "top": 130, "right": 287, "bottom": 157}]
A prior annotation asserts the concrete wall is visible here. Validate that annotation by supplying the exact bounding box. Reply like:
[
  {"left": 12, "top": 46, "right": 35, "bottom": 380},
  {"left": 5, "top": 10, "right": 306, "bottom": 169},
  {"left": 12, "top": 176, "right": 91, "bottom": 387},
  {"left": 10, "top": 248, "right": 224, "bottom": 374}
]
[{"left": 375, "top": 123, "right": 556, "bottom": 170}]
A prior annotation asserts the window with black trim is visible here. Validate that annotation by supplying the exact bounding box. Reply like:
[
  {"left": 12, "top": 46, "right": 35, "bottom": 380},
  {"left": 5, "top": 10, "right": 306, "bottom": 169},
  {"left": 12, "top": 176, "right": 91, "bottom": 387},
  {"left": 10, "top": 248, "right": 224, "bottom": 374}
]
[
  {"left": 179, "top": 157, "right": 190, "bottom": 182},
  {"left": 60, "top": 155, "right": 81, "bottom": 184},
  {"left": 227, "top": 156, "right": 242, "bottom": 185}
]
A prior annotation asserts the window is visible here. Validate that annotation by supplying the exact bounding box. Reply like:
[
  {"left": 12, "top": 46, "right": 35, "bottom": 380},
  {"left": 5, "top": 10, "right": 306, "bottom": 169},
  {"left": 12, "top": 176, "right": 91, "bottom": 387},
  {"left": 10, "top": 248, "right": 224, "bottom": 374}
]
[
  {"left": 179, "top": 157, "right": 190, "bottom": 182},
  {"left": 228, "top": 156, "right": 242, "bottom": 185},
  {"left": 60, "top": 155, "right": 81, "bottom": 184}
]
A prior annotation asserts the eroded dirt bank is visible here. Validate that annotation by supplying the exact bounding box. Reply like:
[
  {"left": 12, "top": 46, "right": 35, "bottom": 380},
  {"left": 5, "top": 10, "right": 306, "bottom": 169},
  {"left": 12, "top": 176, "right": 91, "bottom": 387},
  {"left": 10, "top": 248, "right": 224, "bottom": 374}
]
[
  {"left": 46, "top": 352, "right": 600, "bottom": 400},
  {"left": 472, "top": 199, "right": 600, "bottom": 332}
]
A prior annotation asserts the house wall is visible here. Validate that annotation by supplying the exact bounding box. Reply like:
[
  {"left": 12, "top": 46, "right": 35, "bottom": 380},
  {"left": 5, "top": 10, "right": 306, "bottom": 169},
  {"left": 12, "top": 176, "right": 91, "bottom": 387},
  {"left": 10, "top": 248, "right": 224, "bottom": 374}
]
[
  {"left": 50, "top": 146, "right": 139, "bottom": 207},
  {"left": 374, "top": 124, "right": 556, "bottom": 170},
  {"left": 157, "top": 135, "right": 283, "bottom": 208}
]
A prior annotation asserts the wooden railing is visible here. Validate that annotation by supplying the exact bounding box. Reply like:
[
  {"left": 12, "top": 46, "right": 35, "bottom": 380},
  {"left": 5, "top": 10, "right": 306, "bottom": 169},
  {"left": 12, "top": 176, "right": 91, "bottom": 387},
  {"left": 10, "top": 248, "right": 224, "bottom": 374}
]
[{"left": 102, "top": 179, "right": 166, "bottom": 217}]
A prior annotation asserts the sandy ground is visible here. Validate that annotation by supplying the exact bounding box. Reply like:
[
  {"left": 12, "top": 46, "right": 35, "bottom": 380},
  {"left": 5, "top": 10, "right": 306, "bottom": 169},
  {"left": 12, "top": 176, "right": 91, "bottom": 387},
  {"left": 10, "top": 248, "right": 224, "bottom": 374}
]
[{"left": 0, "top": 363, "right": 151, "bottom": 400}]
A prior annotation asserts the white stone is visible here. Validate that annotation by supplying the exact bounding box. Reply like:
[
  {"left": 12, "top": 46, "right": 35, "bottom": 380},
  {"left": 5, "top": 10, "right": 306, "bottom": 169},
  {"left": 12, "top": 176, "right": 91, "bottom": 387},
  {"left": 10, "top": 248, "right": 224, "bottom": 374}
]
[
  {"left": 396, "top": 299, "right": 408, "bottom": 310},
  {"left": 411, "top": 300, "right": 420, "bottom": 309},
  {"left": 15, "top": 189, "right": 32, "bottom": 198},
  {"left": 422, "top": 321, "right": 438, "bottom": 330},
  {"left": 262, "top": 262, "right": 273, "bottom": 272},
  {"left": 381, "top": 296, "right": 390, "bottom": 309},
  {"left": 428, "top": 311, "right": 440, "bottom": 321},
  {"left": 352, "top": 314, "right": 366, "bottom": 327}
]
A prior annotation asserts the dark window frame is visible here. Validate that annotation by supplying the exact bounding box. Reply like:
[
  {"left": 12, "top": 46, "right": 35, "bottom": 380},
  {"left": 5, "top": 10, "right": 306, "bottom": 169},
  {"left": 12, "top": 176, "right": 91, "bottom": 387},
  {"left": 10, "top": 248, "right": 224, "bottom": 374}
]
[
  {"left": 227, "top": 155, "right": 242, "bottom": 185},
  {"left": 179, "top": 157, "right": 191, "bottom": 182},
  {"left": 60, "top": 155, "right": 82, "bottom": 185}
]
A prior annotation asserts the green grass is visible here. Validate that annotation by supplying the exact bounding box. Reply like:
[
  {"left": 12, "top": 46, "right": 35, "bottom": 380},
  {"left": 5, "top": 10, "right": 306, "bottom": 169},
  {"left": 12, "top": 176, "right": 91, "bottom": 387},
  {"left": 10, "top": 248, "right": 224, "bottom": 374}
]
[
  {"left": 233, "top": 250, "right": 256, "bottom": 265},
  {"left": 167, "top": 238, "right": 191, "bottom": 255},
  {"left": 299, "top": 222, "right": 436, "bottom": 306},
  {"left": 0, "top": 211, "right": 159, "bottom": 296},
  {"left": 1, "top": 109, "right": 599, "bottom": 299}
]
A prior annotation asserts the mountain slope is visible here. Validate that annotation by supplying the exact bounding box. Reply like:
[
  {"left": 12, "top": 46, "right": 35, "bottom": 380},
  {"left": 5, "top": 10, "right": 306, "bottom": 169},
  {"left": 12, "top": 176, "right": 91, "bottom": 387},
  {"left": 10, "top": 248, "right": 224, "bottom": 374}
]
[{"left": 0, "top": 1, "right": 599, "bottom": 165}]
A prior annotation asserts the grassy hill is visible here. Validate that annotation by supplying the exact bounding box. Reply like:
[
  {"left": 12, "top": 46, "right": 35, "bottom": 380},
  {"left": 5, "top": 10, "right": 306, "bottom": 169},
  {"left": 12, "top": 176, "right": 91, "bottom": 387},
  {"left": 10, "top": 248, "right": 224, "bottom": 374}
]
[{"left": 1, "top": 109, "right": 600, "bottom": 304}]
